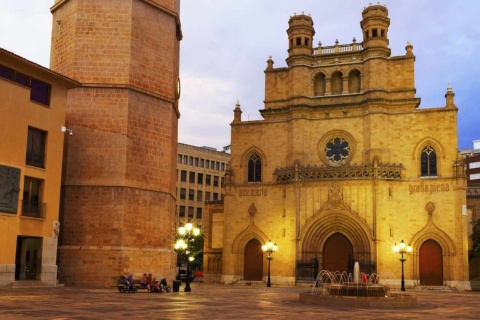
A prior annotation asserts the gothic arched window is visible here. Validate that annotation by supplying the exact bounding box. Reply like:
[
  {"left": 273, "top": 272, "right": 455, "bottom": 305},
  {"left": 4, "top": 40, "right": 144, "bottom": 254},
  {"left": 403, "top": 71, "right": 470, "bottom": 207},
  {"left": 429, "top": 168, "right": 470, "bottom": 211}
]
[
  {"left": 248, "top": 154, "right": 262, "bottom": 182},
  {"left": 421, "top": 146, "right": 437, "bottom": 176}
]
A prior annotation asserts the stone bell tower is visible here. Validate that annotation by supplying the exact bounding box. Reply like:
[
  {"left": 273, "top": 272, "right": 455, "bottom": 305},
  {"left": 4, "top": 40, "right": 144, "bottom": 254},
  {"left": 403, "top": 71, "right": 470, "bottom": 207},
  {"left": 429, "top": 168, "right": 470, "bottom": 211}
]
[{"left": 50, "top": 0, "right": 182, "bottom": 285}]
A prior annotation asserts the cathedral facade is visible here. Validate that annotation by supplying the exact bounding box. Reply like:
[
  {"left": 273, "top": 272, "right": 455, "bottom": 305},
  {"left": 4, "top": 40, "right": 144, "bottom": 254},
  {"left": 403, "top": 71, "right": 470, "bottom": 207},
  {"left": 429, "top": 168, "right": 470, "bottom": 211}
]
[{"left": 204, "top": 4, "right": 470, "bottom": 290}]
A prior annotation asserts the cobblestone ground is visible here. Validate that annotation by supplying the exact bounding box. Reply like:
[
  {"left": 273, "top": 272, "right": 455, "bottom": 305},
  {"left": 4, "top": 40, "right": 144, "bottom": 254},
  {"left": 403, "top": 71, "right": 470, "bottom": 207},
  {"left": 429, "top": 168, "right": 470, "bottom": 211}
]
[{"left": 0, "top": 283, "right": 479, "bottom": 319}]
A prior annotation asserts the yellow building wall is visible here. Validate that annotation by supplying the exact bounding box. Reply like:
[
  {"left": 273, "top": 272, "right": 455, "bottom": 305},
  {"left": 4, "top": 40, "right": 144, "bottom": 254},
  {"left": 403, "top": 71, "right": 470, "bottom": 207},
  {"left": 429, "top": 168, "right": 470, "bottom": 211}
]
[{"left": 0, "top": 49, "right": 78, "bottom": 287}]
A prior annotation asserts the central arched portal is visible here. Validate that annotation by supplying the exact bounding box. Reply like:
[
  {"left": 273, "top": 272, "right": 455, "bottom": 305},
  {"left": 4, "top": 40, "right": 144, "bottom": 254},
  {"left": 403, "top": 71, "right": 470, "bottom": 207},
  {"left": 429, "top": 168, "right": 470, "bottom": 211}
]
[
  {"left": 244, "top": 239, "right": 263, "bottom": 281},
  {"left": 322, "top": 233, "right": 353, "bottom": 273}
]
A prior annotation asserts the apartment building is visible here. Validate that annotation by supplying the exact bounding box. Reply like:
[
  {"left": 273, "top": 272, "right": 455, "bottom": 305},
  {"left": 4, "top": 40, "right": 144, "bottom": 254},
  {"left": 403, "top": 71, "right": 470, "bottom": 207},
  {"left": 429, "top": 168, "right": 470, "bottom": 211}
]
[
  {"left": 0, "top": 48, "right": 79, "bottom": 287},
  {"left": 176, "top": 143, "right": 230, "bottom": 226}
]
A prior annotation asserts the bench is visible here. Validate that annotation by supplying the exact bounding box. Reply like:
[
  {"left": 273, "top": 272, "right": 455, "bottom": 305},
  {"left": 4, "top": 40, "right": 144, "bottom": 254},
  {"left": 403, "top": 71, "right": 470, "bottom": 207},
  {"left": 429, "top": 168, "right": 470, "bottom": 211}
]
[{"left": 116, "top": 277, "right": 152, "bottom": 293}]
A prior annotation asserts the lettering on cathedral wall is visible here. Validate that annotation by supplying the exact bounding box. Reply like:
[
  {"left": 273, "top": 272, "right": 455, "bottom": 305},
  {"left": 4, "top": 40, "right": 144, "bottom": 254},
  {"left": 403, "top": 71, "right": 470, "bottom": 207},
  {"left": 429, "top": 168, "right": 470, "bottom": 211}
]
[
  {"left": 409, "top": 181, "right": 450, "bottom": 195},
  {"left": 239, "top": 188, "right": 268, "bottom": 197}
]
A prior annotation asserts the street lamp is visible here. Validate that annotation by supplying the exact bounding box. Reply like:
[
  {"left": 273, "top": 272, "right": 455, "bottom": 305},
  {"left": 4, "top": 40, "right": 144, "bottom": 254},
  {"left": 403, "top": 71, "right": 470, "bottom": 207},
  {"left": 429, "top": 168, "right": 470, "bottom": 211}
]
[
  {"left": 261, "top": 240, "right": 278, "bottom": 287},
  {"left": 392, "top": 240, "right": 412, "bottom": 291},
  {"left": 174, "top": 222, "right": 201, "bottom": 292}
]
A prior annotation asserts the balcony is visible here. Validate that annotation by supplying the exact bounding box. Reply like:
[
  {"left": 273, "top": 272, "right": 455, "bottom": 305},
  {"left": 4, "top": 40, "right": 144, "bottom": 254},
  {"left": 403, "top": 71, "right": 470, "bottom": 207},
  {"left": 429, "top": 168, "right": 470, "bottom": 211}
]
[{"left": 21, "top": 202, "right": 46, "bottom": 219}]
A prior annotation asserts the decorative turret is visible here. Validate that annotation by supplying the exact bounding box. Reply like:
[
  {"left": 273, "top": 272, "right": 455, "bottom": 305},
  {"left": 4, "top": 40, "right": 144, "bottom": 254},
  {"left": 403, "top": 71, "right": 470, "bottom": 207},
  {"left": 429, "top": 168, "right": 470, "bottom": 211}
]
[
  {"left": 287, "top": 12, "right": 315, "bottom": 58},
  {"left": 265, "top": 56, "right": 274, "bottom": 71},
  {"left": 233, "top": 100, "right": 242, "bottom": 122},
  {"left": 445, "top": 84, "right": 456, "bottom": 108},
  {"left": 360, "top": 3, "right": 390, "bottom": 50}
]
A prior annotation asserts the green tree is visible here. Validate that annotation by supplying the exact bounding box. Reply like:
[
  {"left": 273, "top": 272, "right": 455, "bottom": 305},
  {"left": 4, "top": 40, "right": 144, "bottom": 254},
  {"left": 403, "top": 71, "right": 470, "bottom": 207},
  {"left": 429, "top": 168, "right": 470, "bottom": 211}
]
[{"left": 470, "top": 219, "right": 480, "bottom": 258}]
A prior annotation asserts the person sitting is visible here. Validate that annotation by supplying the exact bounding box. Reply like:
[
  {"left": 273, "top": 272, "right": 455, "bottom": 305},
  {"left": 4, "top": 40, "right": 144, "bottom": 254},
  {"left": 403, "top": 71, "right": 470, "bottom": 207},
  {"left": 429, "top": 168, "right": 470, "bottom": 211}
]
[
  {"left": 140, "top": 273, "right": 148, "bottom": 289},
  {"left": 146, "top": 273, "right": 153, "bottom": 291}
]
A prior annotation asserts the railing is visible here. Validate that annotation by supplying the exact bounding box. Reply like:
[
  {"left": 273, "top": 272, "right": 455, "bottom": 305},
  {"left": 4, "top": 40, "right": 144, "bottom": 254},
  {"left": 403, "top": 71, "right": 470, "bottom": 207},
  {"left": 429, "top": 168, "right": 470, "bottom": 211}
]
[
  {"left": 25, "top": 152, "right": 45, "bottom": 168},
  {"left": 274, "top": 163, "right": 404, "bottom": 183},
  {"left": 21, "top": 202, "right": 46, "bottom": 219},
  {"left": 313, "top": 42, "right": 363, "bottom": 56},
  {"left": 296, "top": 258, "right": 376, "bottom": 281}
]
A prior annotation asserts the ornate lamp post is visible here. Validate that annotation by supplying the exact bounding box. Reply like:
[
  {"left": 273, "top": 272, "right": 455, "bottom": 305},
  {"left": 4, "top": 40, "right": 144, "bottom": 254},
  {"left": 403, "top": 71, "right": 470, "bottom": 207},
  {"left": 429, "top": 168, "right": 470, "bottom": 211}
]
[
  {"left": 392, "top": 240, "right": 412, "bottom": 291},
  {"left": 174, "top": 222, "right": 200, "bottom": 292},
  {"left": 262, "top": 240, "right": 278, "bottom": 287}
]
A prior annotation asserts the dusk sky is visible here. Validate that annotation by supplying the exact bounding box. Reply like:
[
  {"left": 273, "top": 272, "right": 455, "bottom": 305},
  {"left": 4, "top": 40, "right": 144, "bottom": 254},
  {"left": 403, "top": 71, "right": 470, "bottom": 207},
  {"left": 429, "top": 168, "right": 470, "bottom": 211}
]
[{"left": 1, "top": 0, "right": 478, "bottom": 151}]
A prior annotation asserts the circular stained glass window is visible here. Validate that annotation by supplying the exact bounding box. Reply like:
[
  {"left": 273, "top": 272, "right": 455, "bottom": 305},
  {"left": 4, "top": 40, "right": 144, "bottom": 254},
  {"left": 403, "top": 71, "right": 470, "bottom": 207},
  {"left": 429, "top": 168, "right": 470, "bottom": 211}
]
[{"left": 318, "top": 131, "right": 355, "bottom": 167}]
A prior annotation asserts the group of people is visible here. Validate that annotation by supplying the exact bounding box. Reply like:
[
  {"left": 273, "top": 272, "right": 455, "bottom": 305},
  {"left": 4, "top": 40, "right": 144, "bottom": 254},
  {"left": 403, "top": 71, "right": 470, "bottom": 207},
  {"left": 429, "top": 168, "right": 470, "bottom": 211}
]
[{"left": 141, "top": 273, "right": 170, "bottom": 293}]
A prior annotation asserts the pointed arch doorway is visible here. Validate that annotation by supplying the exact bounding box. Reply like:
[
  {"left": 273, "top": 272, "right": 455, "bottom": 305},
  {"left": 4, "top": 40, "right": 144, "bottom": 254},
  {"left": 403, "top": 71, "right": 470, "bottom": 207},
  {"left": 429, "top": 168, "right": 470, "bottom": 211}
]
[
  {"left": 322, "top": 233, "right": 353, "bottom": 273},
  {"left": 419, "top": 239, "right": 443, "bottom": 286},
  {"left": 244, "top": 239, "right": 263, "bottom": 281}
]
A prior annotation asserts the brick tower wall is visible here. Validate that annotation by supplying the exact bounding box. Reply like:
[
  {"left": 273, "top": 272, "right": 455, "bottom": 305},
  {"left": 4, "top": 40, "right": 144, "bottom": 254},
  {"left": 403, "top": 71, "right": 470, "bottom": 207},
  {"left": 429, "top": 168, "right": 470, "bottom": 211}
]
[{"left": 50, "top": 0, "right": 180, "bottom": 286}]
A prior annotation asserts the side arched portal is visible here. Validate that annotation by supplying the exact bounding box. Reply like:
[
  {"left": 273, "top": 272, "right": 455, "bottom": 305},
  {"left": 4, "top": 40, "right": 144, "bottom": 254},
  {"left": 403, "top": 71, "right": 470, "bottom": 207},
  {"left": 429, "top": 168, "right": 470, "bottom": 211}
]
[
  {"left": 419, "top": 239, "right": 443, "bottom": 286},
  {"left": 244, "top": 239, "right": 263, "bottom": 280}
]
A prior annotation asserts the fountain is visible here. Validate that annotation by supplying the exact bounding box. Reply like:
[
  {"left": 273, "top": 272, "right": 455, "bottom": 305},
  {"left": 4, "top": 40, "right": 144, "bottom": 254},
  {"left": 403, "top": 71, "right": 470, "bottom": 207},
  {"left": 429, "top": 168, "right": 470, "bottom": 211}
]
[{"left": 299, "top": 267, "right": 417, "bottom": 308}]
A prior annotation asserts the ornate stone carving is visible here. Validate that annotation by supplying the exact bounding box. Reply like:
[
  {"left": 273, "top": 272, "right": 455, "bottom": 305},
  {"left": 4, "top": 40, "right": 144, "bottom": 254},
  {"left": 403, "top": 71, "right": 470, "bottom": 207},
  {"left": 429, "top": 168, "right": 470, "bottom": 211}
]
[
  {"left": 273, "top": 162, "right": 404, "bottom": 183},
  {"left": 0, "top": 165, "right": 21, "bottom": 214},
  {"left": 53, "top": 221, "right": 60, "bottom": 237}
]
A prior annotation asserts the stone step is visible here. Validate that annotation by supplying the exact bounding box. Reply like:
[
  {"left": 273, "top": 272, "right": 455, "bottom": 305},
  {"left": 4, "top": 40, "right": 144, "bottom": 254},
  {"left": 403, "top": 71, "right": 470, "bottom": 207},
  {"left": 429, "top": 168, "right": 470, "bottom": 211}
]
[
  {"left": 233, "top": 281, "right": 265, "bottom": 286},
  {"left": 411, "top": 285, "right": 457, "bottom": 292},
  {"left": 10, "top": 281, "right": 59, "bottom": 289}
]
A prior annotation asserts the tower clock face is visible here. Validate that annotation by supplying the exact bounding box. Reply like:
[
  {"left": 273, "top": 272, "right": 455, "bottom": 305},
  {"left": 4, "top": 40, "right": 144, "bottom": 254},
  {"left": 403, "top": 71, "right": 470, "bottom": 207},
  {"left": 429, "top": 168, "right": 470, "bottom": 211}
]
[
  {"left": 325, "top": 137, "right": 350, "bottom": 163},
  {"left": 176, "top": 78, "right": 181, "bottom": 99}
]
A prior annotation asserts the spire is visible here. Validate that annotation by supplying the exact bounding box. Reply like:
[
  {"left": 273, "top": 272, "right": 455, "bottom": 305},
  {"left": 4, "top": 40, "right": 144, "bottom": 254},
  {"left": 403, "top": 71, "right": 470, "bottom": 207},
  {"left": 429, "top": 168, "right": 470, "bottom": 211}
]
[
  {"left": 266, "top": 56, "right": 274, "bottom": 71},
  {"left": 233, "top": 100, "right": 242, "bottom": 123},
  {"left": 445, "top": 84, "right": 456, "bottom": 109}
]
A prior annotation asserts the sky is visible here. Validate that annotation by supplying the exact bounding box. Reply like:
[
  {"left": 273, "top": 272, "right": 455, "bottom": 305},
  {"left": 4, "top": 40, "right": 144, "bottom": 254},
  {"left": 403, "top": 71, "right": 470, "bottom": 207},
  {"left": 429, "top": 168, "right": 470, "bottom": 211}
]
[{"left": 0, "top": 0, "right": 478, "bottom": 151}]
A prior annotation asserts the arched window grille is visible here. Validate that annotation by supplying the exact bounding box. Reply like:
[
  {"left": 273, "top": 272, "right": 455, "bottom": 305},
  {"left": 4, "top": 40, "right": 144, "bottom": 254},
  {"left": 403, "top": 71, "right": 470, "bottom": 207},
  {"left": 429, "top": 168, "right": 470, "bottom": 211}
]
[
  {"left": 248, "top": 154, "right": 262, "bottom": 182},
  {"left": 421, "top": 146, "right": 437, "bottom": 176}
]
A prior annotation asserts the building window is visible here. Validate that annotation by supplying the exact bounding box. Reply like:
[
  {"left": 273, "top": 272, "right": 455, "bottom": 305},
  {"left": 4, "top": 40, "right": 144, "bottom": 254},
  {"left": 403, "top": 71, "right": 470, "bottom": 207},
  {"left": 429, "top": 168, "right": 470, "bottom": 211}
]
[
  {"left": 248, "top": 154, "right": 262, "bottom": 182},
  {"left": 26, "top": 127, "right": 46, "bottom": 168},
  {"left": 188, "top": 189, "right": 194, "bottom": 200},
  {"left": 206, "top": 175, "right": 211, "bottom": 186},
  {"left": 180, "top": 188, "right": 186, "bottom": 200},
  {"left": 189, "top": 156, "right": 193, "bottom": 166},
  {"left": 213, "top": 193, "right": 218, "bottom": 201},
  {"left": 314, "top": 73, "right": 326, "bottom": 96},
  {"left": 189, "top": 171, "right": 195, "bottom": 183},
  {"left": 348, "top": 70, "right": 361, "bottom": 93},
  {"left": 331, "top": 71, "right": 343, "bottom": 95},
  {"left": 211, "top": 161, "right": 215, "bottom": 170},
  {"left": 195, "top": 158, "right": 199, "bottom": 166},
  {"left": 198, "top": 173, "right": 203, "bottom": 185},
  {"left": 213, "top": 176, "right": 219, "bottom": 187},
  {"left": 205, "top": 192, "right": 211, "bottom": 201},
  {"left": 30, "top": 78, "right": 50, "bottom": 106},
  {"left": 183, "top": 155, "right": 188, "bottom": 164},
  {"left": 177, "top": 154, "right": 182, "bottom": 163},
  {"left": 206, "top": 160, "right": 210, "bottom": 168},
  {"left": 179, "top": 206, "right": 186, "bottom": 218},
  {"left": 197, "top": 190, "right": 203, "bottom": 202},
  {"left": 200, "top": 159, "right": 204, "bottom": 168},
  {"left": 22, "top": 177, "right": 44, "bottom": 218},
  {"left": 196, "top": 208, "right": 203, "bottom": 220},
  {"left": 0, "top": 66, "right": 50, "bottom": 106},
  {"left": 421, "top": 146, "right": 437, "bottom": 176},
  {"left": 221, "top": 163, "right": 225, "bottom": 171},
  {"left": 181, "top": 170, "right": 187, "bottom": 182},
  {"left": 216, "top": 162, "right": 220, "bottom": 170},
  {"left": 221, "top": 177, "right": 224, "bottom": 187},
  {"left": 188, "top": 207, "right": 194, "bottom": 219}
]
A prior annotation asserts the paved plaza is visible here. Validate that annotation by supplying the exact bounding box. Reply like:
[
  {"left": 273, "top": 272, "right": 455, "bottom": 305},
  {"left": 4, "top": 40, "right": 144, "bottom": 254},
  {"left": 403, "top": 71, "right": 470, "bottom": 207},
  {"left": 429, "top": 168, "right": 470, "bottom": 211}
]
[{"left": 0, "top": 283, "right": 479, "bottom": 319}]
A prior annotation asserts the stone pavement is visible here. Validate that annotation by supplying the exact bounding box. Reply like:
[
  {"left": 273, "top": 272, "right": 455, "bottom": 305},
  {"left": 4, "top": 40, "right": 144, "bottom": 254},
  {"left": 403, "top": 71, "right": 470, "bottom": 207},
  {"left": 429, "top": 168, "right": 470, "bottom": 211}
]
[{"left": 0, "top": 282, "right": 479, "bottom": 319}]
